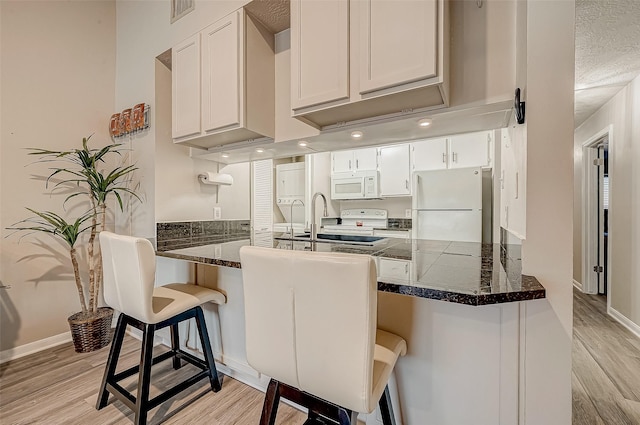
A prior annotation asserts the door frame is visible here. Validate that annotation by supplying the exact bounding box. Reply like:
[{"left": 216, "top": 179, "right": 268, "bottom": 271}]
[{"left": 581, "top": 125, "right": 612, "bottom": 297}]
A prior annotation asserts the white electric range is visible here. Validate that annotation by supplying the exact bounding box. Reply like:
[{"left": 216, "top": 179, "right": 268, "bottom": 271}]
[{"left": 323, "top": 208, "right": 388, "bottom": 236}]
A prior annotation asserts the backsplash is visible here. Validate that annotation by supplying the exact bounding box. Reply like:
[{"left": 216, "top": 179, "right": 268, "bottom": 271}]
[
  {"left": 387, "top": 218, "right": 412, "bottom": 229},
  {"left": 157, "top": 220, "right": 250, "bottom": 251}
]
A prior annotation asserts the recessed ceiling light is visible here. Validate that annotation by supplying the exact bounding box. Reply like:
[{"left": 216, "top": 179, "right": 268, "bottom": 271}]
[
  {"left": 351, "top": 131, "right": 363, "bottom": 139},
  {"left": 221, "top": 153, "right": 230, "bottom": 158},
  {"left": 418, "top": 118, "right": 433, "bottom": 128},
  {"left": 298, "top": 140, "right": 308, "bottom": 147},
  {"left": 255, "top": 147, "right": 265, "bottom": 153}
]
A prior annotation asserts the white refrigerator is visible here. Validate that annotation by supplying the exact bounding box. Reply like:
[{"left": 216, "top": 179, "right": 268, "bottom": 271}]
[{"left": 412, "top": 167, "right": 483, "bottom": 242}]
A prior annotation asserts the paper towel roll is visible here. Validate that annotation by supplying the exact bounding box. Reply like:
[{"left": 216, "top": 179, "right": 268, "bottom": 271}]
[{"left": 198, "top": 172, "right": 233, "bottom": 185}]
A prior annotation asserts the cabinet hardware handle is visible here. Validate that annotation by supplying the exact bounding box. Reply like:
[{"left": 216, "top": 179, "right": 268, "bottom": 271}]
[
  {"left": 349, "top": 160, "right": 352, "bottom": 170},
  {"left": 356, "top": 159, "right": 359, "bottom": 169},
  {"left": 405, "top": 263, "right": 408, "bottom": 273},
  {"left": 405, "top": 180, "right": 409, "bottom": 189},
  {"left": 453, "top": 152, "right": 458, "bottom": 162},
  {"left": 442, "top": 153, "right": 446, "bottom": 163}
]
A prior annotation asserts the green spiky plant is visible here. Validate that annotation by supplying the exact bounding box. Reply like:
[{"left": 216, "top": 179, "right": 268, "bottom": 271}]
[{"left": 9, "top": 135, "right": 141, "bottom": 319}]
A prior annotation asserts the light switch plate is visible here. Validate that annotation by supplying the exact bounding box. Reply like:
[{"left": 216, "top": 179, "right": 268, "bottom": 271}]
[
  {"left": 405, "top": 209, "right": 412, "bottom": 218},
  {"left": 213, "top": 207, "right": 221, "bottom": 219}
]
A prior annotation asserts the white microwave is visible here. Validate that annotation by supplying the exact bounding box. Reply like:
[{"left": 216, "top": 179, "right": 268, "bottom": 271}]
[{"left": 331, "top": 171, "right": 380, "bottom": 200}]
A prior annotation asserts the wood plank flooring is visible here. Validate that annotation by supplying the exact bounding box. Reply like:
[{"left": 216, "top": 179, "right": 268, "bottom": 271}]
[
  {"left": 2, "top": 289, "right": 639, "bottom": 424},
  {"left": 572, "top": 288, "right": 640, "bottom": 425},
  {"left": 0, "top": 336, "right": 306, "bottom": 424}
]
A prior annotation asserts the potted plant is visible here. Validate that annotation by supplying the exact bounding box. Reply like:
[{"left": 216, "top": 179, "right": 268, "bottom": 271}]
[{"left": 8, "top": 136, "right": 141, "bottom": 353}]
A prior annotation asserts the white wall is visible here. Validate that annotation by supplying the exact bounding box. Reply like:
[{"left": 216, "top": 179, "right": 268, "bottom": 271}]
[
  {"left": 520, "top": 0, "right": 575, "bottom": 423},
  {"left": 574, "top": 75, "right": 640, "bottom": 329},
  {"left": 154, "top": 60, "right": 250, "bottom": 222},
  {"left": 115, "top": 0, "right": 252, "bottom": 237},
  {"left": 0, "top": 0, "right": 116, "bottom": 351}
]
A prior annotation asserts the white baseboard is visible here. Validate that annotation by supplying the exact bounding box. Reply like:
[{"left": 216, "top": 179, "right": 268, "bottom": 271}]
[
  {"left": 608, "top": 307, "right": 640, "bottom": 339},
  {"left": 0, "top": 331, "right": 72, "bottom": 364},
  {"left": 573, "top": 279, "right": 583, "bottom": 291}
]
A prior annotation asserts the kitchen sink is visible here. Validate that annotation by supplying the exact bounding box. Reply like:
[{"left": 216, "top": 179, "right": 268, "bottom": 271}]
[{"left": 275, "top": 233, "right": 386, "bottom": 246}]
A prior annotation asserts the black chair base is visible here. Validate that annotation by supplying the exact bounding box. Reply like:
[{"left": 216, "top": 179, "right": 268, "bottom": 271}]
[
  {"left": 260, "top": 378, "right": 396, "bottom": 425},
  {"left": 96, "top": 306, "right": 223, "bottom": 425}
]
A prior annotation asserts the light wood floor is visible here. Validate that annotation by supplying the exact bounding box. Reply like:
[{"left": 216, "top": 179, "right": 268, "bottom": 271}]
[
  {"left": 0, "top": 336, "right": 306, "bottom": 425},
  {"left": 572, "top": 287, "right": 640, "bottom": 425},
  {"left": 3, "top": 291, "right": 640, "bottom": 425}
]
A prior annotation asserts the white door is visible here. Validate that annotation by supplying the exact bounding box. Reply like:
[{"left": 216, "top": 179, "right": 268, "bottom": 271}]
[
  {"left": 353, "top": 147, "right": 378, "bottom": 171},
  {"left": 332, "top": 151, "right": 354, "bottom": 173},
  {"left": 291, "top": 0, "right": 350, "bottom": 110},
  {"left": 379, "top": 145, "right": 411, "bottom": 196},
  {"left": 172, "top": 34, "right": 201, "bottom": 139},
  {"left": 252, "top": 159, "right": 274, "bottom": 233},
  {"left": 412, "top": 138, "right": 448, "bottom": 171},
  {"left": 358, "top": 0, "right": 438, "bottom": 94},
  {"left": 201, "top": 10, "right": 242, "bottom": 134},
  {"left": 448, "top": 131, "right": 492, "bottom": 169}
]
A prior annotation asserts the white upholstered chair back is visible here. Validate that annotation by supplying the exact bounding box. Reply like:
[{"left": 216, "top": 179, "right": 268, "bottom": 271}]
[
  {"left": 99, "top": 231, "right": 157, "bottom": 324},
  {"left": 239, "top": 246, "right": 378, "bottom": 413}
]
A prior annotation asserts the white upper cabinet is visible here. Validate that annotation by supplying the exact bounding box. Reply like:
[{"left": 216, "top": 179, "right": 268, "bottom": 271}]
[
  {"left": 201, "top": 12, "right": 241, "bottom": 134},
  {"left": 290, "top": 0, "right": 349, "bottom": 110},
  {"left": 448, "top": 131, "right": 493, "bottom": 169},
  {"left": 291, "top": 0, "right": 448, "bottom": 128},
  {"left": 358, "top": 0, "right": 438, "bottom": 94},
  {"left": 412, "top": 137, "right": 448, "bottom": 171},
  {"left": 331, "top": 147, "right": 378, "bottom": 173},
  {"left": 412, "top": 132, "right": 493, "bottom": 171},
  {"left": 172, "top": 9, "right": 274, "bottom": 149},
  {"left": 172, "top": 34, "right": 201, "bottom": 140},
  {"left": 379, "top": 145, "right": 411, "bottom": 197}
]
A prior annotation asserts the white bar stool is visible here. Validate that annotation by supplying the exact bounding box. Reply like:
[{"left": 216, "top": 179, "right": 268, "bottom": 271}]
[
  {"left": 96, "top": 232, "right": 226, "bottom": 425},
  {"left": 239, "top": 246, "right": 407, "bottom": 425}
]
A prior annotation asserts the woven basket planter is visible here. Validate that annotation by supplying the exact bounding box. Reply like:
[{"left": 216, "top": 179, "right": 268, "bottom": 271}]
[{"left": 68, "top": 307, "right": 114, "bottom": 353}]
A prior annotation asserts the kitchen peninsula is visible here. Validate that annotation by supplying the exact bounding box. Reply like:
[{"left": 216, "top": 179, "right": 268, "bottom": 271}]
[
  {"left": 157, "top": 233, "right": 545, "bottom": 306},
  {"left": 155, "top": 227, "right": 544, "bottom": 424}
]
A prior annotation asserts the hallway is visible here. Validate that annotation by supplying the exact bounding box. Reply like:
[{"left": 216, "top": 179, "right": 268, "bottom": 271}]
[{"left": 572, "top": 288, "right": 640, "bottom": 424}]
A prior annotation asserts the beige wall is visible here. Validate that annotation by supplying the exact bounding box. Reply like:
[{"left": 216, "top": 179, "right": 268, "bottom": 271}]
[
  {"left": 0, "top": 1, "right": 116, "bottom": 351},
  {"left": 574, "top": 75, "right": 640, "bottom": 328}
]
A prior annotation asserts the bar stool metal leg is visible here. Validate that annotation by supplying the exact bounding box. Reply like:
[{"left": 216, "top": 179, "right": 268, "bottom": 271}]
[
  {"left": 134, "top": 323, "right": 156, "bottom": 425},
  {"left": 96, "top": 313, "right": 127, "bottom": 410},
  {"left": 170, "top": 323, "right": 181, "bottom": 370},
  {"left": 195, "top": 306, "right": 223, "bottom": 392}
]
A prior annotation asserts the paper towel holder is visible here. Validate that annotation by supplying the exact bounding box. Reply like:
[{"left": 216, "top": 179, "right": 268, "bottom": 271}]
[{"left": 198, "top": 172, "right": 233, "bottom": 186}]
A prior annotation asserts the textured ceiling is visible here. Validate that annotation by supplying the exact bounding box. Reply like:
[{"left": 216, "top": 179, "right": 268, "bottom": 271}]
[{"left": 574, "top": 0, "right": 640, "bottom": 126}]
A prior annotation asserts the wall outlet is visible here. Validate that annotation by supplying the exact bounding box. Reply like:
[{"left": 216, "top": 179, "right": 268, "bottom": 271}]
[
  {"left": 405, "top": 209, "right": 412, "bottom": 218},
  {"left": 213, "top": 207, "right": 221, "bottom": 220}
]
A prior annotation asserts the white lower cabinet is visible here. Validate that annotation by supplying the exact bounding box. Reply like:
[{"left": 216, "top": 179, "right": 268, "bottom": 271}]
[{"left": 377, "top": 258, "right": 410, "bottom": 283}]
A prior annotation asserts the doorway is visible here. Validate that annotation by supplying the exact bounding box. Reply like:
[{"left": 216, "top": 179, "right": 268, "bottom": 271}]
[{"left": 581, "top": 127, "right": 611, "bottom": 297}]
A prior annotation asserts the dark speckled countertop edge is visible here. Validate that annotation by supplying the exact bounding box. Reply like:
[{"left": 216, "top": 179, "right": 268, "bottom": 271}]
[{"left": 156, "top": 237, "right": 546, "bottom": 307}]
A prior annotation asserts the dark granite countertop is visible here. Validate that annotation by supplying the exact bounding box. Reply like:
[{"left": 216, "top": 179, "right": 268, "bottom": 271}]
[{"left": 156, "top": 233, "right": 545, "bottom": 306}]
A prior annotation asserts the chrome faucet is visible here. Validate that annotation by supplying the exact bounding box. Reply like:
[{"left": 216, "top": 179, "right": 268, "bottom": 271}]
[
  {"left": 310, "top": 192, "right": 328, "bottom": 241},
  {"left": 290, "top": 199, "right": 304, "bottom": 238}
]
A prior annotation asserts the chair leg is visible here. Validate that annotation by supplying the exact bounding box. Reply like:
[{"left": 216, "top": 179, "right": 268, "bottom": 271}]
[
  {"left": 260, "top": 378, "right": 281, "bottom": 425},
  {"left": 170, "top": 323, "right": 182, "bottom": 370},
  {"left": 96, "top": 313, "right": 127, "bottom": 410},
  {"left": 379, "top": 385, "right": 396, "bottom": 425},
  {"left": 194, "top": 306, "right": 222, "bottom": 392},
  {"left": 337, "top": 408, "right": 358, "bottom": 425},
  {"left": 134, "top": 323, "right": 156, "bottom": 425}
]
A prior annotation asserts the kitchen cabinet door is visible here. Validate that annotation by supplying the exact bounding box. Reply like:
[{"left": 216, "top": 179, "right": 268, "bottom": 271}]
[
  {"left": 332, "top": 150, "right": 354, "bottom": 173},
  {"left": 291, "top": 0, "right": 349, "bottom": 111},
  {"left": 412, "top": 138, "right": 448, "bottom": 171},
  {"left": 449, "top": 131, "right": 493, "bottom": 169},
  {"left": 353, "top": 147, "right": 378, "bottom": 171},
  {"left": 380, "top": 145, "right": 411, "bottom": 196},
  {"left": 172, "top": 34, "right": 201, "bottom": 140},
  {"left": 358, "top": 0, "right": 438, "bottom": 94},
  {"left": 201, "top": 11, "right": 241, "bottom": 134},
  {"left": 378, "top": 258, "right": 410, "bottom": 283}
]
